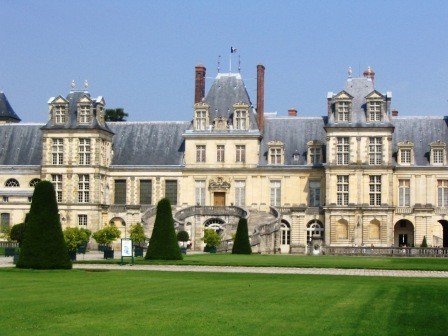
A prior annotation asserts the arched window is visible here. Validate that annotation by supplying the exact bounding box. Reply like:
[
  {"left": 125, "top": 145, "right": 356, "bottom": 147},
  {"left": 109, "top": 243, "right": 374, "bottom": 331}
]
[
  {"left": 204, "top": 218, "right": 225, "bottom": 235},
  {"left": 29, "top": 178, "right": 41, "bottom": 187},
  {"left": 280, "top": 221, "right": 291, "bottom": 245},
  {"left": 337, "top": 219, "right": 348, "bottom": 240},
  {"left": 307, "top": 220, "right": 324, "bottom": 241},
  {"left": 369, "top": 219, "right": 380, "bottom": 239},
  {"left": 5, "top": 179, "right": 19, "bottom": 187}
]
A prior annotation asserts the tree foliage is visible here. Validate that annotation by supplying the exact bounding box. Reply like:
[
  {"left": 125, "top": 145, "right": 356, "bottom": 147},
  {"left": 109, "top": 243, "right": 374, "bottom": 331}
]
[
  {"left": 105, "top": 108, "right": 128, "bottom": 121},
  {"left": 145, "top": 198, "right": 182, "bottom": 260},
  {"left": 129, "top": 223, "right": 146, "bottom": 246},
  {"left": 177, "top": 230, "right": 189, "bottom": 242},
  {"left": 10, "top": 223, "right": 26, "bottom": 247},
  {"left": 232, "top": 218, "right": 252, "bottom": 254},
  {"left": 92, "top": 224, "right": 121, "bottom": 247},
  {"left": 63, "top": 227, "right": 91, "bottom": 252},
  {"left": 16, "top": 181, "right": 72, "bottom": 269},
  {"left": 421, "top": 236, "right": 428, "bottom": 248},
  {"left": 201, "top": 229, "right": 221, "bottom": 248}
]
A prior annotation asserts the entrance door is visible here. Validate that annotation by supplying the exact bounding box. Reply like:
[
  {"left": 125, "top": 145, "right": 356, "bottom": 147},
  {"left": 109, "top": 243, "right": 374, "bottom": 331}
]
[
  {"left": 398, "top": 234, "right": 408, "bottom": 247},
  {"left": 214, "top": 192, "right": 225, "bottom": 206}
]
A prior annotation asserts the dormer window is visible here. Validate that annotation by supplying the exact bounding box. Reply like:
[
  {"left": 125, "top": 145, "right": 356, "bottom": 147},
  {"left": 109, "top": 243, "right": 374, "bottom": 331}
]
[
  {"left": 307, "top": 140, "right": 323, "bottom": 165},
  {"left": 79, "top": 105, "right": 91, "bottom": 123},
  {"left": 366, "top": 91, "right": 385, "bottom": 122},
  {"left": 233, "top": 102, "right": 250, "bottom": 130},
  {"left": 369, "top": 101, "right": 382, "bottom": 121},
  {"left": 397, "top": 141, "right": 414, "bottom": 165},
  {"left": 430, "top": 141, "right": 446, "bottom": 165},
  {"left": 268, "top": 141, "right": 284, "bottom": 165},
  {"left": 193, "top": 102, "right": 209, "bottom": 131},
  {"left": 337, "top": 101, "right": 350, "bottom": 122},
  {"left": 54, "top": 105, "right": 67, "bottom": 124}
]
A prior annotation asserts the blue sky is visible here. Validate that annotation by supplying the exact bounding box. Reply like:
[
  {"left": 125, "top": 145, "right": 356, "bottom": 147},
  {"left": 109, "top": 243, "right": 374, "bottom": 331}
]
[{"left": 1, "top": 0, "right": 448, "bottom": 122}]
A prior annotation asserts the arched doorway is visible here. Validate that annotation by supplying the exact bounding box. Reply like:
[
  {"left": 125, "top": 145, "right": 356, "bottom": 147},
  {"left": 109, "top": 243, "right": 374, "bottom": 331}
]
[
  {"left": 109, "top": 217, "right": 126, "bottom": 238},
  {"left": 204, "top": 218, "right": 225, "bottom": 235},
  {"left": 279, "top": 220, "right": 291, "bottom": 254},
  {"left": 394, "top": 219, "right": 414, "bottom": 247},
  {"left": 437, "top": 220, "right": 448, "bottom": 247},
  {"left": 307, "top": 220, "right": 324, "bottom": 255}
]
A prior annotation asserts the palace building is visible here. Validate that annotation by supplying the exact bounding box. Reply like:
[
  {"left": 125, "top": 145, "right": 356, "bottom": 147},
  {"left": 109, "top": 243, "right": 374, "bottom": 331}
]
[{"left": 0, "top": 64, "right": 447, "bottom": 253}]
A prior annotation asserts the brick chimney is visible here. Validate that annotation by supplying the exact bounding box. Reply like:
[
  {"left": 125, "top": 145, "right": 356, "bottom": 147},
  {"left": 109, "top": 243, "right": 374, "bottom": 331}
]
[
  {"left": 288, "top": 108, "right": 297, "bottom": 117},
  {"left": 392, "top": 109, "right": 398, "bottom": 117},
  {"left": 194, "top": 65, "right": 206, "bottom": 104},
  {"left": 257, "top": 64, "right": 265, "bottom": 131}
]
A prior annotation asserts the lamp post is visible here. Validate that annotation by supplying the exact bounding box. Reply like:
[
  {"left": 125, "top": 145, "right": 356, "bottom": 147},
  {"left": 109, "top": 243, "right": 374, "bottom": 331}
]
[{"left": 122, "top": 220, "right": 127, "bottom": 238}]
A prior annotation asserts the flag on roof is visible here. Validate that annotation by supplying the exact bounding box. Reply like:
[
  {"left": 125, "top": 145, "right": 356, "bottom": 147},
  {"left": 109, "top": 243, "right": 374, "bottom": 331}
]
[{"left": 231, "top": 46, "right": 237, "bottom": 53}]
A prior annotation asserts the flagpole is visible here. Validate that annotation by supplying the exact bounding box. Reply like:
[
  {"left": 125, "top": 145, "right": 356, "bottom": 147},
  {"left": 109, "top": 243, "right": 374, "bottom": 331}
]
[{"left": 229, "top": 50, "right": 232, "bottom": 74}]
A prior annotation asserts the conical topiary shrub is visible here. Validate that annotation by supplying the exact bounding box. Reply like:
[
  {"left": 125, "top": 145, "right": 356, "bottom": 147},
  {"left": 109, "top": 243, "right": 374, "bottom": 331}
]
[
  {"left": 17, "top": 181, "right": 72, "bottom": 269},
  {"left": 145, "top": 198, "right": 182, "bottom": 260},
  {"left": 232, "top": 217, "right": 252, "bottom": 254},
  {"left": 421, "top": 236, "right": 428, "bottom": 248}
]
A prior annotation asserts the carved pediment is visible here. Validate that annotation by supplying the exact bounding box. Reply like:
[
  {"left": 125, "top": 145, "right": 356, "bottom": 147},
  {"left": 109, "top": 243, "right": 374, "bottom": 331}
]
[
  {"left": 334, "top": 90, "right": 353, "bottom": 100},
  {"left": 213, "top": 116, "right": 228, "bottom": 130},
  {"left": 365, "top": 90, "right": 384, "bottom": 100},
  {"left": 209, "top": 177, "right": 231, "bottom": 191}
]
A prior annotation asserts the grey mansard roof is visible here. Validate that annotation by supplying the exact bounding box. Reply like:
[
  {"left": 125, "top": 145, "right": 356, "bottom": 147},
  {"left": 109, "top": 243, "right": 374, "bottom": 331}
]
[
  {"left": 0, "top": 124, "right": 43, "bottom": 165},
  {"left": 393, "top": 116, "right": 448, "bottom": 166},
  {"left": 260, "top": 117, "right": 327, "bottom": 166},
  {"left": 204, "top": 73, "right": 259, "bottom": 130},
  {"left": 108, "top": 121, "right": 191, "bottom": 166},
  {"left": 0, "top": 92, "right": 21, "bottom": 122}
]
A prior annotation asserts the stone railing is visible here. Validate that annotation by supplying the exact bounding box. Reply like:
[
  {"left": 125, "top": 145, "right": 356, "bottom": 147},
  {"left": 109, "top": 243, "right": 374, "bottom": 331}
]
[
  {"left": 141, "top": 205, "right": 157, "bottom": 224},
  {"left": 435, "top": 208, "right": 448, "bottom": 215},
  {"left": 0, "top": 241, "right": 19, "bottom": 248},
  {"left": 323, "top": 246, "right": 448, "bottom": 257},
  {"left": 395, "top": 207, "right": 413, "bottom": 214},
  {"left": 250, "top": 206, "right": 280, "bottom": 247},
  {"left": 174, "top": 206, "right": 248, "bottom": 223}
]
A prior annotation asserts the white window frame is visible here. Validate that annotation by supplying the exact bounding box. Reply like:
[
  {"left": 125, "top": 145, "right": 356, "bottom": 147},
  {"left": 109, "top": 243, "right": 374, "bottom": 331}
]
[
  {"left": 438, "top": 180, "right": 448, "bottom": 207},
  {"left": 309, "top": 181, "right": 321, "bottom": 207},
  {"left": 52, "top": 138, "right": 64, "bottom": 165},
  {"left": 54, "top": 105, "right": 66, "bottom": 124},
  {"left": 369, "top": 175, "right": 381, "bottom": 206},
  {"left": 195, "top": 180, "right": 206, "bottom": 206},
  {"left": 196, "top": 145, "right": 206, "bottom": 163},
  {"left": 337, "top": 137, "right": 350, "bottom": 165},
  {"left": 78, "top": 214, "right": 88, "bottom": 227},
  {"left": 52, "top": 174, "right": 63, "bottom": 203},
  {"left": 369, "top": 137, "right": 382, "bottom": 165},
  {"left": 369, "top": 101, "right": 382, "bottom": 121},
  {"left": 236, "top": 145, "right": 246, "bottom": 163},
  {"left": 79, "top": 105, "right": 91, "bottom": 123},
  {"left": 234, "top": 180, "right": 246, "bottom": 206},
  {"left": 270, "top": 180, "right": 281, "bottom": 206},
  {"left": 399, "top": 179, "right": 410, "bottom": 207},
  {"left": 195, "top": 110, "right": 207, "bottom": 130},
  {"left": 217, "top": 145, "right": 225, "bottom": 163},
  {"left": 337, "top": 101, "right": 350, "bottom": 122},
  {"left": 337, "top": 175, "right": 349, "bottom": 206},
  {"left": 79, "top": 138, "right": 91, "bottom": 165},
  {"left": 78, "top": 174, "right": 90, "bottom": 203}
]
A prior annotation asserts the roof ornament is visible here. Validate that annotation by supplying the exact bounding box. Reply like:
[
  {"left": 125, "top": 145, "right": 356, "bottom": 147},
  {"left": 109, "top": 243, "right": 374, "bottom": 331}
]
[
  {"left": 71, "top": 80, "right": 76, "bottom": 89},
  {"left": 348, "top": 66, "right": 352, "bottom": 78},
  {"left": 84, "top": 80, "right": 89, "bottom": 89},
  {"left": 217, "top": 55, "right": 221, "bottom": 73},
  {"left": 238, "top": 54, "right": 241, "bottom": 73}
]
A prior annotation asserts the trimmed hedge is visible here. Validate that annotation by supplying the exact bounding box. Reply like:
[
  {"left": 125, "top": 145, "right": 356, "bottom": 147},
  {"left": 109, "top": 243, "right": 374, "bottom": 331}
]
[
  {"left": 145, "top": 198, "right": 182, "bottom": 260},
  {"left": 232, "top": 218, "right": 252, "bottom": 254},
  {"left": 16, "top": 181, "right": 72, "bottom": 269}
]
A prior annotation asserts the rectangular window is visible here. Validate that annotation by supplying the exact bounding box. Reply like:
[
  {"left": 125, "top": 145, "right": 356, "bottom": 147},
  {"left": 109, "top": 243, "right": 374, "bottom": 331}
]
[
  {"left": 79, "top": 138, "right": 91, "bottom": 165},
  {"left": 337, "top": 175, "right": 349, "bottom": 206},
  {"left": 235, "top": 180, "right": 246, "bottom": 206},
  {"left": 270, "top": 180, "right": 281, "bottom": 206},
  {"left": 433, "top": 149, "right": 444, "bottom": 164},
  {"left": 1, "top": 213, "right": 10, "bottom": 228},
  {"left": 140, "top": 180, "right": 152, "bottom": 205},
  {"left": 79, "top": 106, "right": 91, "bottom": 123},
  {"left": 438, "top": 180, "right": 448, "bottom": 207},
  {"left": 337, "top": 137, "right": 349, "bottom": 165},
  {"left": 78, "top": 214, "right": 88, "bottom": 227},
  {"left": 195, "top": 180, "right": 206, "bottom": 206},
  {"left": 369, "top": 101, "right": 381, "bottom": 121},
  {"left": 217, "top": 145, "right": 225, "bottom": 162},
  {"left": 52, "top": 138, "right": 64, "bottom": 165},
  {"left": 270, "top": 148, "right": 282, "bottom": 164},
  {"left": 165, "top": 180, "right": 178, "bottom": 205},
  {"left": 114, "top": 179, "right": 126, "bottom": 204},
  {"left": 52, "top": 174, "right": 63, "bottom": 203},
  {"left": 195, "top": 111, "right": 207, "bottom": 130},
  {"left": 235, "top": 110, "right": 247, "bottom": 130},
  {"left": 236, "top": 145, "right": 246, "bottom": 163},
  {"left": 196, "top": 145, "right": 206, "bottom": 163},
  {"left": 310, "top": 147, "right": 322, "bottom": 165},
  {"left": 399, "top": 179, "right": 410, "bottom": 207},
  {"left": 54, "top": 106, "right": 66, "bottom": 124},
  {"left": 78, "top": 175, "right": 90, "bottom": 203},
  {"left": 337, "top": 102, "right": 350, "bottom": 122},
  {"left": 309, "top": 181, "right": 321, "bottom": 207},
  {"left": 369, "top": 175, "right": 381, "bottom": 206},
  {"left": 369, "top": 137, "right": 382, "bottom": 165},
  {"left": 401, "top": 149, "right": 411, "bottom": 164}
]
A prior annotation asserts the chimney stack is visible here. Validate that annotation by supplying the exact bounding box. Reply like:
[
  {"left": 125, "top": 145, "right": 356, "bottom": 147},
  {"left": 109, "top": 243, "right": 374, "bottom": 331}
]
[
  {"left": 257, "top": 64, "right": 265, "bottom": 131},
  {"left": 194, "top": 65, "right": 206, "bottom": 104},
  {"left": 288, "top": 108, "right": 297, "bottom": 117},
  {"left": 392, "top": 109, "right": 398, "bottom": 117}
]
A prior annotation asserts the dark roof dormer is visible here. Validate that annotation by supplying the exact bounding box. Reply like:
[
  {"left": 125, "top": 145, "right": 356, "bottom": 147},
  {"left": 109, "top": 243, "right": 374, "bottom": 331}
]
[{"left": 0, "top": 92, "right": 21, "bottom": 123}]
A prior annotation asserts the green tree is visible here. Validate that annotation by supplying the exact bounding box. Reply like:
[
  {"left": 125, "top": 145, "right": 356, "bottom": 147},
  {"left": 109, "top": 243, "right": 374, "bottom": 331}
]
[
  {"left": 10, "top": 223, "right": 26, "bottom": 247},
  {"left": 105, "top": 108, "right": 128, "bottom": 121},
  {"left": 201, "top": 229, "right": 221, "bottom": 248},
  {"left": 176, "top": 230, "right": 189, "bottom": 247},
  {"left": 421, "top": 236, "right": 428, "bottom": 248},
  {"left": 92, "top": 224, "right": 121, "bottom": 247},
  {"left": 129, "top": 223, "right": 146, "bottom": 246},
  {"left": 0, "top": 222, "right": 11, "bottom": 241},
  {"left": 63, "top": 227, "right": 92, "bottom": 252},
  {"left": 16, "top": 181, "right": 72, "bottom": 269},
  {"left": 145, "top": 198, "right": 182, "bottom": 260},
  {"left": 232, "top": 218, "right": 252, "bottom": 254}
]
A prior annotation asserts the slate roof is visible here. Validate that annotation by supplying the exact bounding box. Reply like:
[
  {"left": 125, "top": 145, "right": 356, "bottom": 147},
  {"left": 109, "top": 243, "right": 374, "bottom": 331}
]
[
  {"left": 392, "top": 116, "right": 448, "bottom": 166},
  {"left": 108, "top": 121, "right": 191, "bottom": 166},
  {"left": 41, "top": 91, "right": 112, "bottom": 133},
  {"left": 326, "top": 77, "right": 393, "bottom": 128},
  {"left": 0, "top": 92, "right": 21, "bottom": 122},
  {"left": 204, "top": 73, "right": 259, "bottom": 130},
  {"left": 0, "top": 124, "right": 43, "bottom": 165},
  {"left": 260, "top": 117, "right": 327, "bottom": 166}
]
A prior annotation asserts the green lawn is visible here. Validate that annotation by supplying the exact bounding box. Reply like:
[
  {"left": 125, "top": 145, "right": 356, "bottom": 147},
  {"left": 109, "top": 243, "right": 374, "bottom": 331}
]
[
  {"left": 78, "top": 253, "right": 448, "bottom": 271},
  {"left": 0, "top": 268, "right": 447, "bottom": 336}
]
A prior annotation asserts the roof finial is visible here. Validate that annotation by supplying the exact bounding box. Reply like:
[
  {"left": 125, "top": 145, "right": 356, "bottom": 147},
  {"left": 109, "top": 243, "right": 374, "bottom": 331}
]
[
  {"left": 84, "top": 80, "right": 89, "bottom": 89},
  {"left": 348, "top": 66, "right": 352, "bottom": 78},
  {"left": 238, "top": 54, "right": 241, "bottom": 73},
  {"left": 71, "top": 80, "right": 76, "bottom": 89},
  {"left": 217, "top": 55, "right": 221, "bottom": 73}
]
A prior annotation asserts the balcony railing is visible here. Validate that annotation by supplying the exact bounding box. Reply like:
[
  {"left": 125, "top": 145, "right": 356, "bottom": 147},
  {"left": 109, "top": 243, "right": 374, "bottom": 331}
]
[
  {"left": 395, "top": 207, "right": 413, "bottom": 214},
  {"left": 324, "top": 246, "right": 448, "bottom": 257},
  {"left": 174, "top": 206, "right": 248, "bottom": 223}
]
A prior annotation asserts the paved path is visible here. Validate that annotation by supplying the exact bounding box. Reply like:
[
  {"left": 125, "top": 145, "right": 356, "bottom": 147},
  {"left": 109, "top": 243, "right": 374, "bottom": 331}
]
[{"left": 2, "top": 254, "right": 448, "bottom": 278}]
